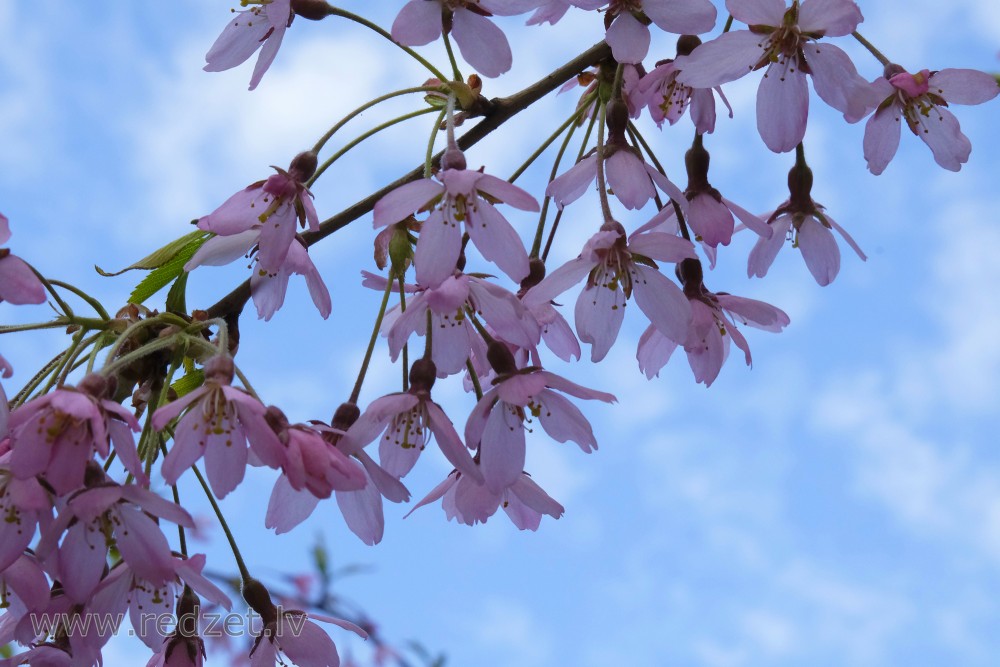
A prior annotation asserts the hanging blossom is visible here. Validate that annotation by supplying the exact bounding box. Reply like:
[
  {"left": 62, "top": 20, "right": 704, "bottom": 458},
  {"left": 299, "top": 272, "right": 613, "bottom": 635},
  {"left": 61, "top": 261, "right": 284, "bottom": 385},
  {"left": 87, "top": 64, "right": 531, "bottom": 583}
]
[
  {"left": 638, "top": 259, "right": 790, "bottom": 385},
  {"left": 676, "top": 0, "right": 876, "bottom": 153},
  {"left": 374, "top": 148, "right": 538, "bottom": 289},
  {"left": 547, "top": 99, "right": 688, "bottom": 211},
  {"left": 151, "top": 355, "right": 285, "bottom": 498},
  {"left": 0, "top": 554, "right": 50, "bottom": 648},
  {"left": 197, "top": 152, "right": 319, "bottom": 275},
  {"left": 524, "top": 222, "right": 696, "bottom": 362},
  {"left": 341, "top": 359, "right": 482, "bottom": 482},
  {"left": 408, "top": 469, "right": 565, "bottom": 530},
  {"left": 0, "top": 460, "right": 52, "bottom": 574},
  {"left": 391, "top": 0, "right": 543, "bottom": 77},
  {"left": 634, "top": 35, "right": 732, "bottom": 134},
  {"left": 243, "top": 579, "right": 368, "bottom": 667},
  {"left": 186, "top": 230, "right": 332, "bottom": 322},
  {"left": 6, "top": 374, "right": 146, "bottom": 496},
  {"left": 863, "top": 65, "right": 1000, "bottom": 174},
  {"left": 748, "top": 153, "right": 865, "bottom": 285},
  {"left": 0, "top": 213, "right": 46, "bottom": 306},
  {"left": 573, "top": 0, "right": 717, "bottom": 64},
  {"left": 365, "top": 270, "right": 540, "bottom": 377},
  {"left": 204, "top": 0, "right": 293, "bottom": 90},
  {"left": 465, "top": 342, "right": 616, "bottom": 493}
]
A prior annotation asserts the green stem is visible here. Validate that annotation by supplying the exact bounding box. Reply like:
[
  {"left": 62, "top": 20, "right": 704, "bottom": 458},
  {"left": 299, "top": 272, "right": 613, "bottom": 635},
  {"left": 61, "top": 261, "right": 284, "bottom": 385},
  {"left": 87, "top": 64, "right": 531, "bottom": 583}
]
[
  {"left": 465, "top": 359, "right": 484, "bottom": 401},
  {"left": 191, "top": 463, "right": 252, "bottom": 582},
  {"left": 852, "top": 31, "right": 891, "bottom": 67},
  {"left": 426, "top": 108, "right": 448, "bottom": 178},
  {"left": 310, "top": 86, "right": 445, "bottom": 158},
  {"left": 628, "top": 122, "right": 692, "bottom": 241},
  {"left": 595, "top": 102, "right": 613, "bottom": 223},
  {"left": 441, "top": 28, "right": 463, "bottom": 81},
  {"left": 311, "top": 107, "right": 440, "bottom": 184},
  {"left": 46, "top": 280, "right": 111, "bottom": 320},
  {"left": 529, "top": 104, "right": 586, "bottom": 257},
  {"left": 101, "top": 334, "right": 179, "bottom": 378},
  {"left": 397, "top": 274, "right": 409, "bottom": 392},
  {"left": 723, "top": 15, "right": 734, "bottom": 32},
  {"left": 325, "top": 6, "right": 449, "bottom": 82},
  {"left": 349, "top": 273, "right": 396, "bottom": 404},
  {"left": 33, "top": 268, "right": 74, "bottom": 318}
]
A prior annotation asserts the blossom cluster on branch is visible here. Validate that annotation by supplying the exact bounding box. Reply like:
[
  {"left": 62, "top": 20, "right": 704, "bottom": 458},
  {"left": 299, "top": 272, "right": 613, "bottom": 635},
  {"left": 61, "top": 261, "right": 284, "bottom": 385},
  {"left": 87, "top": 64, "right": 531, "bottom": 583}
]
[{"left": 1, "top": 0, "right": 997, "bottom": 665}]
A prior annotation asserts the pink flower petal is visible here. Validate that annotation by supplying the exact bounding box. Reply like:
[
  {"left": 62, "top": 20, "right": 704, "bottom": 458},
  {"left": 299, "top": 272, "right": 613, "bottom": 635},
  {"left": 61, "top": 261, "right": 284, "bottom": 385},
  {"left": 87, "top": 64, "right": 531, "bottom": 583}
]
[
  {"left": 756, "top": 62, "right": 809, "bottom": 153},
  {"left": 797, "top": 0, "right": 863, "bottom": 36},
  {"left": 747, "top": 213, "right": 792, "bottom": 278},
  {"left": 636, "top": 323, "right": 678, "bottom": 379},
  {"left": 475, "top": 175, "right": 539, "bottom": 211},
  {"left": 574, "top": 280, "right": 626, "bottom": 362},
  {"left": 929, "top": 68, "right": 1000, "bottom": 105},
  {"left": 725, "top": 0, "right": 785, "bottom": 25},
  {"left": 606, "top": 151, "right": 654, "bottom": 209},
  {"left": 632, "top": 265, "right": 691, "bottom": 344},
  {"left": 918, "top": 106, "right": 972, "bottom": 172},
  {"left": 452, "top": 9, "right": 512, "bottom": 78},
  {"left": 546, "top": 154, "right": 597, "bottom": 208},
  {"left": 266, "top": 475, "right": 320, "bottom": 534},
  {"left": 536, "top": 389, "right": 597, "bottom": 452},
  {"left": 391, "top": 0, "right": 444, "bottom": 46},
  {"left": 675, "top": 30, "right": 767, "bottom": 88},
  {"left": 863, "top": 104, "right": 902, "bottom": 175},
  {"left": 415, "top": 210, "right": 462, "bottom": 288},
  {"left": 373, "top": 179, "right": 443, "bottom": 227},
  {"left": 336, "top": 474, "right": 384, "bottom": 546},
  {"left": 797, "top": 217, "right": 840, "bottom": 286},
  {"left": 606, "top": 13, "right": 650, "bottom": 65},
  {"left": 466, "top": 201, "right": 530, "bottom": 284},
  {"left": 644, "top": 0, "right": 717, "bottom": 34},
  {"left": 479, "top": 403, "right": 526, "bottom": 493}
]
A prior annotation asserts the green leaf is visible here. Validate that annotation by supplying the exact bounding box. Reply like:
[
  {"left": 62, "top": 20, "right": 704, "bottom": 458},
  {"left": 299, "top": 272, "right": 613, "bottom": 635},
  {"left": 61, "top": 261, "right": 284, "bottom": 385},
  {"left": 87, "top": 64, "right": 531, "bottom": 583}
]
[
  {"left": 127, "top": 234, "right": 209, "bottom": 305},
  {"left": 165, "top": 272, "right": 189, "bottom": 315},
  {"left": 170, "top": 369, "right": 204, "bottom": 398},
  {"left": 96, "top": 229, "right": 205, "bottom": 276}
]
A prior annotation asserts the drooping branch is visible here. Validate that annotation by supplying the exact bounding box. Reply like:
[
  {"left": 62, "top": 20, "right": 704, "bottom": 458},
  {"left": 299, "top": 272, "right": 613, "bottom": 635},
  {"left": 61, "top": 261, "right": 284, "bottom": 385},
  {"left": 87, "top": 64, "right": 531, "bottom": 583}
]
[{"left": 204, "top": 40, "right": 612, "bottom": 322}]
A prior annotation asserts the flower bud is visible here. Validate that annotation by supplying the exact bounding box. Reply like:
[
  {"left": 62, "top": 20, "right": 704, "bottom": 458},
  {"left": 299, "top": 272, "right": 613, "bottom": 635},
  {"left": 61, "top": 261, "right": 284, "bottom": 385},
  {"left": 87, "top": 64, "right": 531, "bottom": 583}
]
[
  {"left": 242, "top": 579, "right": 278, "bottom": 627},
  {"left": 288, "top": 151, "right": 318, "bottom": 182},
  {"left": 331, "top": 402, "right": 360, "bottom": 430},
  {"left": 408, "top": 358, "right": 437, "bottom": 392}
]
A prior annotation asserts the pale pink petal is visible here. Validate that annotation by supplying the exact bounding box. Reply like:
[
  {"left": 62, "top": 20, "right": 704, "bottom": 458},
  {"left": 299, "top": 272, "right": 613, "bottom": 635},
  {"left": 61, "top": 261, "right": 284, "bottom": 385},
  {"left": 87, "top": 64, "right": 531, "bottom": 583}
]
[
  {"left": 645, "top": 166, "right": 688, "bottom": 211},
  {"left": 0, "top": 256, "right": 46, "bottom": 305},
  {"left": 687, "top": 193, "right": 735, "bottom": 246},
  {"left": 203, "top": 12, "right": 270, "bottom": 72},
  {"left": 574, "top": 280, "right": 626, "bottom": 362},
  {"left": 636, "top": 323, "right": 678, "bottom": 378},
  {"left": 251, "top": 264, "right": 291, "bottom": 321},
  {"left": 0, "top": 213, "right": 10, "bottom": 244},
  {"left": 863, "top": 104, "right": 902, "bottom": 175},
  {"left": 690, "top": 87, "right": 721, "bottom": 134},
  {"left": 248, "top": 20, "right": 287, "bottom": 90},
  {"left": 535, "top": 304, "right": 581, "bottom": 362},
  {"left": 757, "top": 62, "right": 809, "bottom": 153},
  {"left": 606, "top": 13, "right": 650, "bottom": 64},
  {"left": 120, "top": 486, "right": 194, "bottom": 527},
  {"left": 373, "top": 179, "right": 443, "bottom": 227},
  {"left": 336, "top": 473, "right": 384, "bottom": 546},
  {"left": 644, "top": 0, "right": 717, "bottom": 34},
  {"left": 426, "top": 402, "right": 482, "bottom": 481},
  {"left": 479, "top": 403, "right": 526, "bottom": 492},
  {"left": 684, "top": 301, "right": 726, "bottom": 386},
  {"left": 725, "top": 0, "right": 785, "bottom": 25},
  {"left": 115, "top": 505, "right": 176, "bottom": 584},
  {"left": 452, "top": 9, "right": 512, "bottom": 78},
  {"left": 546, "top": 154, "right": 597, "bottom": 208},
  {"left": 803, "top": 43, "right": 876, "bottom": 122},
  {"left": 501, "top": 492, "right": 542, "bottom": 531},
  {"left": 474, "top": 175, "right": 539, "bottom": 211},
  {"left": 797, "top": 218, "right": 840, "bottom": 286},
  {"left": 256, "top": 206, "right": 297, "bottom": 274},
  {"left": 675, "top": 30, "right": 767, "bottom": 87},
  {"left": 59, "top": 524, "right": 108, "bottom": 603},
  {"left": 536, "top": 389, "right": 597, "bottom": 452},
  {"left": 606, "top": 151, "right": 654, "bottom": 209},
  {"left": 391, "top": 0, "right": 444, "bottom": 46},
  {"left": 826, "top": 214, "right": 867, "bottom": 261},
  {"left": 919, "top": 106, "right": 972, "bottom": 172},
  {"left": 469, "top": 279, "right": 539, "bottom": 348},
  {"left": 509, "top": 474, "right": 564, "bottom": 519},
  {"left": 404, "top": 474, "right": 458, "bottom": 518},
  {"left": 466, "top": 201, "right": 530, "bottom": 283},
  {"left": 197, "top": 187, "right": 262, "bottom": 234},
  {"left": 415, "top": 210, "right": 462, "bottom": 288},
  {"left": 266, "top": 475, "right": 320, "bottom": 534},
  {"left": 748, "top": 213, "right": 792, "bottom": 278},
  {"left": 632, "top": 265, "right": 691, "bottom": 344},
  {"left": 716, "top": 294, "right": 789, "bottom": 332},
  {"left": 201, "top": 416, "right": 248, "bottom": 498},
  {"left": 797, "top": 0, "right": 863, "bottom": 36},
  {"left": 356, "top": 450, "right": 410, "bottom": 503},
  {"left": 522, "top": 256, "right": 596, "bottom": 308},
  {"left": 184, "top": 231, "right": 258, "bottom": 271},
  {"left": 929, "top": 68, "right": 1000, "bottom": 105},
  {"left": 278, "top": 619, "right": 341, "bottom": 667},
  {"left": 723, "top": 197, "right": 772, "bottom": 239},
  {"left": 174, "top": 554, "right": 233, "bottom": 609},
  {"left": 453, "top": 475, "right": 502, "bottom": 524},
  {"left": 344, "top": 394, "right": 419, "bottom": 454},
  {"left": 430, "top": 318, "right": 477, "bottom": 375},
  {"left": 159, "top": 412, "right": 207, "bottom": 485}
]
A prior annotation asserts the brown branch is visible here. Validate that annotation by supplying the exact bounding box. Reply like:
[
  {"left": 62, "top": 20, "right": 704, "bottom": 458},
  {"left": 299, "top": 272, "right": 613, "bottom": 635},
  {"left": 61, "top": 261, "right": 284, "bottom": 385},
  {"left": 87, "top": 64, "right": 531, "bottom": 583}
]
[{"left": 205, "top": 40, "right": 612, "bottom": 322}]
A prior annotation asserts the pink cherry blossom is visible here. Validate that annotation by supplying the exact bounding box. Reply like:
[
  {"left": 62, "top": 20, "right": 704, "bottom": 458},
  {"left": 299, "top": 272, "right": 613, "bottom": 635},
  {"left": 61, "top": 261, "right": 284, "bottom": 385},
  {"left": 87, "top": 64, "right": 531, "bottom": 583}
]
[
  {"left": 374, "top": 149, "right": 537, "bottom": 288},
  {"left": 635, "top": 36, "right": 733, "bottom": 133},
  {"left": 151, "top": 356, "right": 285, "bottom": 498},
  {"left": 197, "top": 155, "right": 319, "bottom": 275},
  {"left": 6, "top": 374, "right": 146, "bottom": 495},
  {"left": 676, "top": 0, "right": 876, "bottom": 153},
  {"left": 368, "top": 270, "right": 540, "bottom": 376},
  {"left": 408, "top": 469, "right": 565, "bottom": 530},
  {"left": 0, "top": 553, "right": 50, "bottom": 642},
  {"left": 391, "top": 1, "right": 542, "bottom": 77},
  {"left": 465, "top": 345, "right": 616, "bottom": 492},
  {"left": 638, "top": 259, "right": 790, "bottom": 385},
  {"left": 204, "top": 0, "right": 293, "bottom": 90},
  {"left": 0, "top": 460, "right": 53, "bottom": 573},
  {"left": 0, "top": 213, "right": 46, "bottom": 306},
  {"left": 525, "top": 223, "right": 696, "bottom": 362},
  {"left": 863, "top": 66, "right": 1000, "bottom": 174},
  {"left": 35, "top": 472, "right": 194, "bottom": 605},
  {"left": 593, "top": 0, "right": 717, "bottom": 64},
  {"left": 527, "top": 0, "right": 574, "bottom": 25}
]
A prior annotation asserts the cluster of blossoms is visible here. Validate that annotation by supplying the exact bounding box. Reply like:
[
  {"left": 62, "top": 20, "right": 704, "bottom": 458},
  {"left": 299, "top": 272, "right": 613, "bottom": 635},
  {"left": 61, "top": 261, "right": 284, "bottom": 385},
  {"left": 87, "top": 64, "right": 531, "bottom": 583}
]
[{"left": 1, "top": 0, "right": 997, "bottom": 665}]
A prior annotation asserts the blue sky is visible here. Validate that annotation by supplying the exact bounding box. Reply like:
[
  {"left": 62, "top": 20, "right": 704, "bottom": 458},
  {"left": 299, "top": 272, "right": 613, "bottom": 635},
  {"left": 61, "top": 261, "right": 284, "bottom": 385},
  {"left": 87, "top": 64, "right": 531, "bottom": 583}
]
[{"left": 2, "top": 2, "right": 1000, "bottom": 666}]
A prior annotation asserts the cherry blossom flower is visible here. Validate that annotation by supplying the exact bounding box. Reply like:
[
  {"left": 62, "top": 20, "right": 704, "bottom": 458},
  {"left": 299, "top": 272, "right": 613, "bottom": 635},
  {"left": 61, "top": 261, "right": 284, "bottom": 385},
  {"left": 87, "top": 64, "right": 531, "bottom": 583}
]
[
  {"left": 465, "top": 343, "right": 616, "bottom": 492},
  {"left": 243, "top": 579, "right": 367, "bottom": 667},
  {"left": 0, "top": 459, "right": 53, "bottom": 573},
  {"left": 547, "top": 100, "right": 688, "bottom": 211},
  {"left": 676, "top": 0, "right": 876, "bottom": 153},
  {"left": 152, "top": 356, "right": 285, "bottom": 498},
  {"left": 748, "top": 158, "right": 865, "bottom": 285},
  {"left": 204, "top": 0, "right": 293, "bottom": 90},
  {"left": 35, "top": 470, "right": 194, "bottom": 605},
  {"left": 0, "top": 213, "right": 46, "bottom": 306},
  {"left": 6, "top": 374, "right": 146, "bottom": 495},
  {"left": 367, "top": 270, "right": 539, "bottom": 377},
  {"left": 524, "top": 223, "right": 695, "bottom": 362},
  {"left": 578, "top": 0, "right": 717, "bottom": 64},
  {"left": 341, "top": 359, "right": 481, "bottom": 481},
  {"left": 527, "top": 0, "right": 574, "bottom": 25},
  {"left": 863, "top": 65, "right": 1000, "bottom": 174},
  {"left": 374, "top": 149, "right": 537, "bottom": 288},
  {"left": 391, "top": 1, "right": 543, "bottom": 77},
  {"left": 0, "top": 553, "right": 50, "bottom": 641},
  {"left": 408, "top": 469, "right": 564, "bottom": 530},
  {"left": 197, "top": 153, "right": 319, "bottom": 275},
  {"left": 634, "top": 36, "right": 732, "bottom": 133},
  {"left": 638, "top": 259, "right": 790, "bottom": 385}
]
